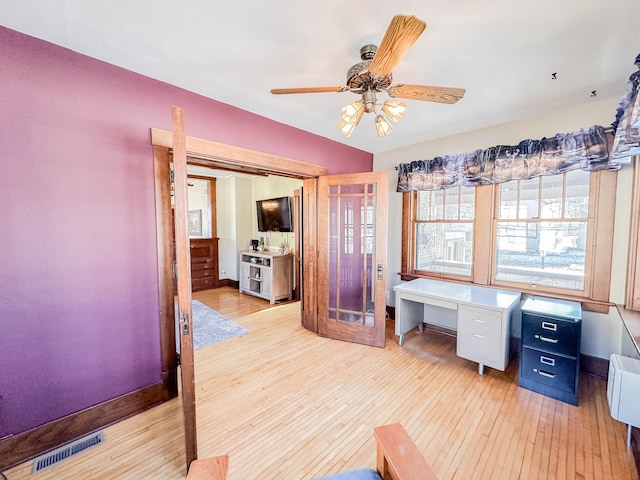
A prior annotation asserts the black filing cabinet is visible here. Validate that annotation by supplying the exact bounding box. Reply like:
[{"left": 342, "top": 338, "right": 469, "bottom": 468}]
[{"left": 519, "top": 296, "right": 582, "bottom": 405}]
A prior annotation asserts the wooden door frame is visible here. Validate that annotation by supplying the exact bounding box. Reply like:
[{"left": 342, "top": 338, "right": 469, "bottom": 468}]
[
  {"left": 152, "top": 127, "right": 328, "bottom": 405},
  {"left": 172, "top": 107, "right": 199, "bottom": 470},
  {"left": 152, "top": 128, "right": 328, "bottom": 334}
]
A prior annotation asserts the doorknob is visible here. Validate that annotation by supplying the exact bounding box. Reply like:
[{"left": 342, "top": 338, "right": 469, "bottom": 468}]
[{"left": 377, "top": 264, "right": 384, "bottom": 280}]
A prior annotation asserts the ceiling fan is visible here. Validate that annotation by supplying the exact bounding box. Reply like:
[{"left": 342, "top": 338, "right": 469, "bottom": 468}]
[{"left": 270, "top": 14, "right": 466, "bottom": 137}]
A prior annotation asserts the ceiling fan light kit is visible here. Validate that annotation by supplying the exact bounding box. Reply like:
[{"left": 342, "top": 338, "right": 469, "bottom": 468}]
[
  {"left": 338, "top": 97, "right": 406, "bottom": 137},
  {"left": 271, "top": 14, "right": 466, "bottom": 139},
  {"left": 341, "top": 101, "right": 365, "bottom": 124},
  {"left": 337, "top": 119, "right": 358, "bottom": 138},
  {"left": 381, "top": 100, "right": 406, "bottom": 122},
  {"left": 374, "top": 114, "right": 394, "bottom": 137}
]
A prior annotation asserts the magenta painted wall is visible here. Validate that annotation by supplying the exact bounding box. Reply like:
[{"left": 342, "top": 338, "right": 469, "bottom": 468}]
[{"left": 0, "top": 26, "right": 373, "bottom": 439}]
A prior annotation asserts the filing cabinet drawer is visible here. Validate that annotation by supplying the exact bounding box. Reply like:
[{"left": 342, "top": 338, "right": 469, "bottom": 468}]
[
  {"left": 522, "top": 312, "right": 580, "bottom": 357},
  {"left": 520, "top": 347, "right": 577, "bottom": 394}
]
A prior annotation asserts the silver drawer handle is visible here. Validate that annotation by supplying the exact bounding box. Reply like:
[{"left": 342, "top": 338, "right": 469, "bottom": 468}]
[
  {"left": 535, "top": 369, "right": 556, "bottom": 379},
  {"left": 473, "top": 318, "right": 486, "bottom": 323},
  {"left": 535, "top": 334, "right": 558, "bottom": 344},
  {"left": 540, "top": 356, "right": 555, "bottom": 366},
  {"left": 472, "top": 333, "right": 485, "bottom": 339},
  {"left": 541, "top": 321, "right": 557, "bottom": 331}
]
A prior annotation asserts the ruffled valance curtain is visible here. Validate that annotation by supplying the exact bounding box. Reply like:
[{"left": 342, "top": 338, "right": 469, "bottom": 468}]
[
  {"left": 610, "top": 54, "right": 640, "bottom": 162},
  {"left": 397, "top": 52, "right": 640, "bottom": 193},
  {"left": 396, "top": 125, "right": 611, "bottom": 192}
]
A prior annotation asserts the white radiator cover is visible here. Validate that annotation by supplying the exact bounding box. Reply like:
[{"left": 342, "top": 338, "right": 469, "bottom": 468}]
[{"left": 607, "top": 354, "right": 640, "bottom": 427}]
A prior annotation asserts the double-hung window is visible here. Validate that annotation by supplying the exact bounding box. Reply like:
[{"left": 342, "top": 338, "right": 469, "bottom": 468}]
[
  {"left": 493, "top": 169, "right": 591, "bottom": 293},
  {"left": 402, "top": 169, "right": 616, "bottom": 304},
  {"left": 410, "top": 186, "right": 475, "bottom": 280}
]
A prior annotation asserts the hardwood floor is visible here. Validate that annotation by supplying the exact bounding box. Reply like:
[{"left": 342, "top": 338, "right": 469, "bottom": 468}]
[{"left": 5, "top": 287, "right": 638, "bottom": 479}]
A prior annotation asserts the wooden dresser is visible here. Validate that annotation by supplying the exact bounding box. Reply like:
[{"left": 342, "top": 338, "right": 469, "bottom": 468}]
[{"left": 190, "top": 238, "right": 219, "bottom": 292}]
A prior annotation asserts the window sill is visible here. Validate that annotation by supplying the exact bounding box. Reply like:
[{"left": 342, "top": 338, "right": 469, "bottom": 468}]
[{"left": 617, "top": 306, "right": 640, "bottom": 357}]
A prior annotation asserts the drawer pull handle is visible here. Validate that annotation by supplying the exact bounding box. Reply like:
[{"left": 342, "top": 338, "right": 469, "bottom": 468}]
[
  {"left": 472, "top": 333, "right": 485, "bottom": 339},
  {"left": 540, "top": 356, "right": 555, "bottom": 366},
  {"left": 473, "top": 318, "right": 486, "bottom": 324},
  {"left": 535, "top": 334, "right": 558, "bottom": 344},
  {"left": 536, "top": 370, "right": 556, "bottom": 379},
  {"left": 541, "top": 321, "right": 557, "bottom": 331}
]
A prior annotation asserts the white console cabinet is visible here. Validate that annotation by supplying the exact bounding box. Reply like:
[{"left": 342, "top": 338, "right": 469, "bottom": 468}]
[
  {"left": 608, "top": 354, "right": 640, "bottom": 445},
  {"left": 240, "top": 251, "right": 292, "bottom": 304}
]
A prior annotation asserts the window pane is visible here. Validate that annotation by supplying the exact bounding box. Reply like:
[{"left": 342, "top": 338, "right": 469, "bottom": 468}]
[
  {"left": 540, "top": 175, "right": 564, "bottom": 219},
  {"left": 519, "top": 177, "right": 540, "bottom": 219},
  {"left": 431, "top": 191, "right": 444, "bottom": 220},
  {"left": 495, "top": 221, "right": 586, "bottom": 290},
  {"left": 416, "top": 191, "right": 431, "bottom": 220},
  {"left": 415, "top": 222, "right": 473, "bottom": 276},
  {"left": 459, "top": 186, "right": 475, "bottom": 220},
  {"left": 498, "top": 181, "right": 520, "bottom": 219},
  {"left": 444, "top": 188, "right": 460, "bottom": 220},
  {"left": 565, "top": 170, "right": 590, "bottom": 218},
  {"left": 340, "top": 184, "right": 365, "bottom": 195}
]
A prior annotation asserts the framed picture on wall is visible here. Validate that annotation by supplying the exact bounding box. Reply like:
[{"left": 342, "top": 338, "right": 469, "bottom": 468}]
[{"left": 188, "top": 209, "right": 202, "bottom": 236}]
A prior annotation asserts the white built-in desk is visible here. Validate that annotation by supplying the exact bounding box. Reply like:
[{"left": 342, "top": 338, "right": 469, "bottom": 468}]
[{"left": 394, "top": 278, "right": 521, "bottom": 374}]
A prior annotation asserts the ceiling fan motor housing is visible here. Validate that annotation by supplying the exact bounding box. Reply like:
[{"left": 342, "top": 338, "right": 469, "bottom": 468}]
[{"left": 346, "top": 44, "right": 392, "bottom": 93}]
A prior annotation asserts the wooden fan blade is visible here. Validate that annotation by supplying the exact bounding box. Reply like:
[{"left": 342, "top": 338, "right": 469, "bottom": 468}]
[
  {"left": 388, "top": 84, "right": 466, "bottom": 104},
  {"left": 368, "top": 15, "right": 427, "bottom": 77},
  {"left": 270, "top": 86, "right": 346, "bottom": 95}
]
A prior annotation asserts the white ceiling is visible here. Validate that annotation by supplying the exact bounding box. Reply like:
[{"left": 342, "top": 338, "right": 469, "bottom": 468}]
[{"left": 2, "top": 1, "right": 639, "bottom": 154}]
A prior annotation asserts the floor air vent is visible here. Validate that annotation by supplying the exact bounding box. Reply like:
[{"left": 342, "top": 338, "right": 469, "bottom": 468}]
[{"left": 32, "top": 431, "right": 104, "bottom": 473}]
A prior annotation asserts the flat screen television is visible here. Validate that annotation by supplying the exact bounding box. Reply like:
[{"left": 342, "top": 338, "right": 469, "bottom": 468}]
[{"left": 256, "top": 196, "right": 292, "bottom": 232}]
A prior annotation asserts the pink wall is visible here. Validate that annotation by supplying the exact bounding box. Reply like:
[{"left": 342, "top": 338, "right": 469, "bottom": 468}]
[{"left": 0, "top": 26, "right": 373, "bottom": 438}]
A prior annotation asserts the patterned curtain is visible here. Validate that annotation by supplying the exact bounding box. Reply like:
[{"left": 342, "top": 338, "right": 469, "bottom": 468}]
[
  {"left": 396, "top": 125, "right": 612, "bottom": 192},
  {"left": 610, "top": 54, "right": 640, "bottom": 163}
]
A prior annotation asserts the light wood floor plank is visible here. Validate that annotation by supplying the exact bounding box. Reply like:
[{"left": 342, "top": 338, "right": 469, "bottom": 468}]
[{"left": 5, "top": 287, "right": 638, "bottom": 480}]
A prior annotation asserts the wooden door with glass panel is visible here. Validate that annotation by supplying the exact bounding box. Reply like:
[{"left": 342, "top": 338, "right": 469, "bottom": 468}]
[{"left": 317, "top": 172, "right": 388, "bottom": 347}]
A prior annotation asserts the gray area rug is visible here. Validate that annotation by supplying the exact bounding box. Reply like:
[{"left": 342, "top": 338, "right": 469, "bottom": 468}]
[{"left": 191, "top": 299, "right": 248, "bottom": 350}]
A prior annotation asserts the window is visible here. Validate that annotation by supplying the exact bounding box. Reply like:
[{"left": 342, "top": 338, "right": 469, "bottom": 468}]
[
  {"left": 493, "top": 170, "right": 590, "bottom": 292},
  {"left": 402, "top": 169, "right": 616, "bottom": 304},
  {"left": 411, "top": 186, "right": 475, "bottom": 279}
]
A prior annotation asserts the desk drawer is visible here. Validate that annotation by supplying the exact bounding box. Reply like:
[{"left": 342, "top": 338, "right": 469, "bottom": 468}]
[
  {"left": 457, "top": 309, "right": 503, "bottom": 366},
  {"left": 520, "top": 347, "right": 577, "bottom": 394},
  {"left": 399, "top": 292, "right": 458, "bottom": 311},
  {"left": 459, "top": 306, "right": 502, "bottom": 330}
]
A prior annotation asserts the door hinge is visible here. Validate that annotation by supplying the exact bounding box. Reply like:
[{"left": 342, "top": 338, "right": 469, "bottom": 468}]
[
  {"left": 173, "top": 262, "right": 177, "bottom": 278},
  {"left": 176, "top": 353, "right": 181, "bottom": 366}
]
